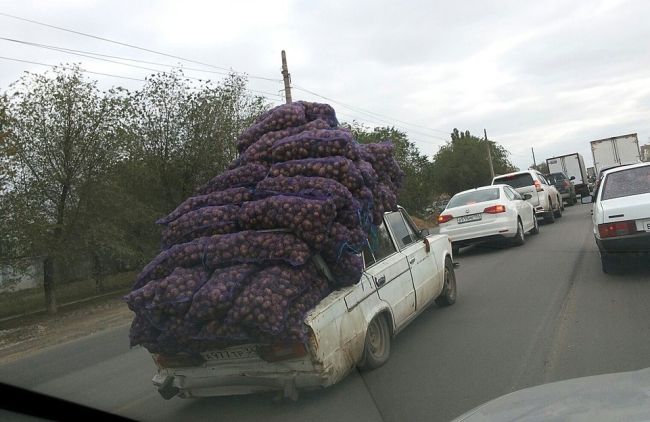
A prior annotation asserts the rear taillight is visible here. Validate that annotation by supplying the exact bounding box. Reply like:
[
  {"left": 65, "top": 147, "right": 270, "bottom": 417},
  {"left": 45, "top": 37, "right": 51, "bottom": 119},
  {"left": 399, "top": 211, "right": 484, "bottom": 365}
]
[
  {"left": 259, "top": 342, "right": 308, "bottom": 363},
  {"left": 438, "top": 214, "right": 453, "bottom": 224},
  {"left": 563, "top": 180, "right": 570, "bottom": 187},
  {"left": 152, "top": 353, "right": 205, "bottom": 368},
  {"left": 597, "top": 221, "right": 637, "bottom": 238},
  {"left": 484, "top": 205, "right": 506, "bottom": 214},
  {"left": 534, "top": 180, "right": 543, "bottom": 192}
]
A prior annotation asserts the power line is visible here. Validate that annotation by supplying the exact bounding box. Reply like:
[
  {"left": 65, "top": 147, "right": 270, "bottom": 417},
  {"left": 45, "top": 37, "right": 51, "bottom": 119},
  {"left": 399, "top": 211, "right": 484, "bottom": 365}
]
[
  {"left": 0, "top": 56, "right": 144, "bottom": 81},
  {"left": 0, "top": 11, "right": 282, "bottom": 83},
  {"left": 0, "top": 55, "right": 283, "bottom": 100},
  {"left": 293, "top": 84, "right": 451, "bottom": 135}
]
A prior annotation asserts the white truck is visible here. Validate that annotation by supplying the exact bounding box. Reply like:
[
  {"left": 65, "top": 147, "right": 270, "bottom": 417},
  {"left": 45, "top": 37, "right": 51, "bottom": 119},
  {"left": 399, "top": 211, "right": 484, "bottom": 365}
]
[
  {"left": 151, "top": 207, "right": 457, "bottom": 400},
  {"left": 546, "top": 153, "right": 590, "bottom": 197},
  {"left": 590, "top": 133, "right": 642, "bottom": 176}
]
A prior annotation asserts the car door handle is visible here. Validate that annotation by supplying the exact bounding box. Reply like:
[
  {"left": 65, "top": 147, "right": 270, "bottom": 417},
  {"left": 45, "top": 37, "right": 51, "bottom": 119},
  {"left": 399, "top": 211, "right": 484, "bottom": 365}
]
[
  {"left": 375, "top": 275, "right": 386, "bottom": 287},
  {"left": 408, "top": 257, "right": 416, "bottom": 265}
]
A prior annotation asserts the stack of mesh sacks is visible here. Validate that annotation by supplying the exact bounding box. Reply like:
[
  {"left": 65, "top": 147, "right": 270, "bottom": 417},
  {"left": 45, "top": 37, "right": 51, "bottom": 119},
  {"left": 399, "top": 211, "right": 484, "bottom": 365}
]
[{"left": 125, "top": 101, "right": 404, "bottom": 355}]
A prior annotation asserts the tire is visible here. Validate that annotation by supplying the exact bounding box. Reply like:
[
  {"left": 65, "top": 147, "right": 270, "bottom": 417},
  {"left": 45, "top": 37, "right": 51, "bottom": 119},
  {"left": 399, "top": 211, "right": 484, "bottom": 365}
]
[
  {"left": 511, "top": 219, "right": 525, "bottom": 246},
  {"left": 554, "top": 198, "right": 563, "bottom": 218},
  {"left": 358, "top": 314, "right": 391, "bottom": 370},
  {"left": 601, "top": 253, "right": 617, "bottom": 274},
  {"left": 435, "top": 258, "right": 457, "bottom": 307},
  {"left": 544, "top": 200, "right": 555, "bottom": 224},
  {"left": 529, "top": 213, "right": 540, "bottom": 234},
  {"left": 452, "top": 245, "right": 460, "bottom": 256}
]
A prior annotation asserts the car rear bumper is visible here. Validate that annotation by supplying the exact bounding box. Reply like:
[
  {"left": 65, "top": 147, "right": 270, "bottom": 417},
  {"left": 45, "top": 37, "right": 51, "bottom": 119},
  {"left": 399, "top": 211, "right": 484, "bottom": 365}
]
[
  {"left": 440, "top": 218, "right": 518, "bottom": 243},
  {"left": 595, "top": 232, "right": 650, "bottom": 254}
]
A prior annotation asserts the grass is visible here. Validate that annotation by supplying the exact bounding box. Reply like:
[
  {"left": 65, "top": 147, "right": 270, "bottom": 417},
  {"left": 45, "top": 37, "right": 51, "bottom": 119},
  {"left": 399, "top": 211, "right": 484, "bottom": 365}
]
[{"left": 0, "top": 271, "right": 137, "bottom": 320}]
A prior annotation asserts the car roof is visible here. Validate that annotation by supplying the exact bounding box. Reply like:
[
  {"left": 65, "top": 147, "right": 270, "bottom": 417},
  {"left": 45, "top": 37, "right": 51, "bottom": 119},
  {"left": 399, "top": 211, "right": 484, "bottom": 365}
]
[
  {"left": 602, "top": 161, "right": 649, "bottom": 177},
  {"left": 493, "top": 169, "right": 535, "bottom": 179},
  {"left": 452, "top": 185, "right": 504, "bottom": 197}
]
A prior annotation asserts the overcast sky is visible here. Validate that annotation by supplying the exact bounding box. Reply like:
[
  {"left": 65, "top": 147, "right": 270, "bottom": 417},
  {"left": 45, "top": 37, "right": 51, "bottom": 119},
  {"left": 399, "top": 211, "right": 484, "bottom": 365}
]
[{"left": 1, "top": 0, "right": 649, "bottom": 170}]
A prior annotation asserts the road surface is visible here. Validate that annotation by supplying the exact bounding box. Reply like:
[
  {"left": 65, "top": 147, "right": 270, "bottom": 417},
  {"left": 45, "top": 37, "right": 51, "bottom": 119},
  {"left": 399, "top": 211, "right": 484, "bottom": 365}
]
[{"left": 2, "top": 204, "right": 650, "bottom": 421}]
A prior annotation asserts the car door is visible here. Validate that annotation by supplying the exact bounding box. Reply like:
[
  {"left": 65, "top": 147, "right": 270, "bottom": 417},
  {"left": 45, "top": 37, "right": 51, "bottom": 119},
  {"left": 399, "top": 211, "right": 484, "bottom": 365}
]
[
  {"left": 363, "top": 221, "right": 416, "bottom": 328},
  {"left": 384, "top": 211, "right": 438, "bottom": 313},
  {"left": 505, "top": 186, "right": 531, "bottom": 229}
]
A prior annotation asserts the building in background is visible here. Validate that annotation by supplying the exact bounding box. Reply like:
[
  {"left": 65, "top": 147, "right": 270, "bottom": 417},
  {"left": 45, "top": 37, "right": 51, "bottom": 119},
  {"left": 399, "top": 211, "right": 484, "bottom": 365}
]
[{"left": 641, "top": 144, "right": 650, "bottom": 162}]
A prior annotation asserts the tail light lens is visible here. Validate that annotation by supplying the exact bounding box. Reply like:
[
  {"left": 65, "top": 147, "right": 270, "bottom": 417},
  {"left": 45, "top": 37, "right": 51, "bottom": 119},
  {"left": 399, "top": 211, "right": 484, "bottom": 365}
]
[
  {"left": 534, "top": 180, "right": 544, "bottom": 192},
  {"left": 438, "top": 214, "right": 453, "bottom": 224},
  {"left": 484, "top": 205, "right": 506, "bottom": 214},
  {"left": 598, "top": 221, "right": 637, "bottom": 238},
  {"left": 563, "top": 180, "right": 570, "bottom": 188},
  {"left": 259, "top": 342, "right": 308, "bottom": 362},
  {"left": 153, "top": 354, "right": 205, "bottom": 368}
]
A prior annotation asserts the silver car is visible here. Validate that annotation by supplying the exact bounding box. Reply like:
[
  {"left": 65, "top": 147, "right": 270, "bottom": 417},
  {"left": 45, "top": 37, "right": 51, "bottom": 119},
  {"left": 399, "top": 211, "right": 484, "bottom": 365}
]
[{"left": 492, "top": 169, "right": 563, "bottom": 224}]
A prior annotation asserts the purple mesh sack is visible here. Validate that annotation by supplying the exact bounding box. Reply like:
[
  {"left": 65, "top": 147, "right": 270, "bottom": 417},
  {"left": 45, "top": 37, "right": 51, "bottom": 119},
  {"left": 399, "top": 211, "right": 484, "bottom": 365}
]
[
  {"left": 328, "top": 252, "right": 364, "bottom": 287},
  {"left": 270, "top": 129, "right": 358, "bottom": 162},
  {"left": 256, "top": 175, "right": 355, "bottom": 210},
  {"left": 240, "top": 119, "right": 330, "bottom": 164},
  {"left": 194, "top": 164, "right": 268, "bottom": 196},
  {"left": 295, "top": 101, "right": 339, "bottom": 127},
  {"left": 356, "top": 160, "right": 378, "bottom": 190},
  {"left": 156, "top": 187, "right": 253, "bottom": 225},
  {"left": 238, "top": 195, "right": 336, "bottom": 250},
  {"left": 129, "top": 314, "right": 161, "bottom": 347},
  {"left": 236, "top": 103, "right": 307, "bottom": 153},
  {"left": 270, "top": 157, "right": 365, "bottom": 192},
  {"left": 187, "top": 264, "right": 259, "bottom": 322},
  {"left": 279, "top": 275, "right": 331, "bottom": 342},
  {"left": 161, "top": 205, "right": 240, "bottom": 249}
]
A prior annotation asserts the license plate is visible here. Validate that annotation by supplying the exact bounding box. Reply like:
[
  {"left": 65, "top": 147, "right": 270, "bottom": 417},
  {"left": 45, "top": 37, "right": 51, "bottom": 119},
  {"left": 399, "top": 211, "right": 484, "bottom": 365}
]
[
  {"left": 457, "top": 214, "right": 482, "bottom": 224},
  {"left": 644, "top": 220, "right": 650, "bottom": 232},
  {"left": 202, "top": 346, "right": 258, "bottom": 361}
]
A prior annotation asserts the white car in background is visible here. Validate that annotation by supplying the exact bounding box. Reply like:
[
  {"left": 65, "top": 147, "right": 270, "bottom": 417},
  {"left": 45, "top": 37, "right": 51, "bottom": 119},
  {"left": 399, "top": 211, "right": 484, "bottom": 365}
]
[
  {"left": 438, "top": 184, "right": 539, "bottom": 256},
  {"left": 592, "top": 162, "right": 650, "bottom": 273}
]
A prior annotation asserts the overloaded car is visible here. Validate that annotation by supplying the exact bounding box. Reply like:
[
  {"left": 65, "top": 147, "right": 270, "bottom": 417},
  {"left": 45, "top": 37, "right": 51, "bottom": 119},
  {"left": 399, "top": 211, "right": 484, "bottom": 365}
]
[
  {"left": 591, "top": 162, "right": 650, "bottom": 273},
  {"left": 437, "top": 184, "right": 539, "bottom": 255},
  {"left": 545, "top": 171, "right": 577, "bottom": 206},
  {"left": 492, "top": 169, "right": 563, "bottom": 224}
]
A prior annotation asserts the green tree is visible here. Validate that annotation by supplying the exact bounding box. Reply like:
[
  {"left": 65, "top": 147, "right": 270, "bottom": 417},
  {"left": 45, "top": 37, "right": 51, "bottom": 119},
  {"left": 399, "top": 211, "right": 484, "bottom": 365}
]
[
  {"left": 1, "top": 65, "right": 125, "bottom": 312},
  {"left": 344, "top": 122, "right": 436, "bottom": 214},
  {"left": 530, "top": 162, "right": 549, "bottom": 174},
  {"left": 431, "top": 128, "right": 517, "bottom": 195}
]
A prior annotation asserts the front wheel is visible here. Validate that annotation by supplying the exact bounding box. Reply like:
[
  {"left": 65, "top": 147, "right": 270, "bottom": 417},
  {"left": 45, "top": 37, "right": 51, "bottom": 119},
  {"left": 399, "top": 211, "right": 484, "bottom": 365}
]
[
  {"left": 358, "top": 315, "right": 391, "bottom": 370},
  {"left": 435, "top": 258, "right": 457, "bottom": 307}
]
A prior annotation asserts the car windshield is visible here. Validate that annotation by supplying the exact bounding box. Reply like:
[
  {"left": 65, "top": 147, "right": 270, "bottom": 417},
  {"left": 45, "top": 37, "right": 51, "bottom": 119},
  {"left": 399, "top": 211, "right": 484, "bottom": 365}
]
[
  {"left": 601, "top": 166, "right": 650, "bottom": 200},
  {"left": 545, "top": 173, "right": 566, "bottom": 184},
  {"left": 493, "top": 173, "right": 534, "bottom": 188},
  {"left": 447, "top": 188, "right": 501, "bottom": 208}
]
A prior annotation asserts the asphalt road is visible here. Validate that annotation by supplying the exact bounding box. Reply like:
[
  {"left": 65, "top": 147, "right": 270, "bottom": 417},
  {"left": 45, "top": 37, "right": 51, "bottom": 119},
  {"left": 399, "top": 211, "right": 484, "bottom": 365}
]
[{"left": 3, "top": 203, "right": 650, "bottom": 421}]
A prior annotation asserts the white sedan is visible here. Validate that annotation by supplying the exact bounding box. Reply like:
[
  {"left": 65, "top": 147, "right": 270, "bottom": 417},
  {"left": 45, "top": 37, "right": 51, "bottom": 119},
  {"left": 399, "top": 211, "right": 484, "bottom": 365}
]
[
  {"left": 438, "top": 184, "right": 539, "bottom": 255},
  {"left": 592, "top": 162, "right": 650, "bottom": 273}
]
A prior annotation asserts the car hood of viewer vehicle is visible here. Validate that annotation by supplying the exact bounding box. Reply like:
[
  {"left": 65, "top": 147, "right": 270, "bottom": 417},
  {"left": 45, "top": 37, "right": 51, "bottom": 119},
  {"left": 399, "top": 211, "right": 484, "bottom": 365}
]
[{"left": 452, "top": 367, "right": 650, "bottom": 422}]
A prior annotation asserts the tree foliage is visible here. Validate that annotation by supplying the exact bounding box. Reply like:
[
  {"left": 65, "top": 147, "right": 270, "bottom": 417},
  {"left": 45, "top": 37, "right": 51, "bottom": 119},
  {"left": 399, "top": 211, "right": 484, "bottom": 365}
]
[{"left": 431, "top": 128, "right": 517, "bottom": 195}]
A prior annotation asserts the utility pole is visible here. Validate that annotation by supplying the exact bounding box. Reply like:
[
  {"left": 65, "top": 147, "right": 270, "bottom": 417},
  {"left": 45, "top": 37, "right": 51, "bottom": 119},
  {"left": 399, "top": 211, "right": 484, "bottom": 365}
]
[
  {"left": 484, "top": 128, "right": 495, "bottom": 179},
  {"left": 531, "top": 147, "right": 537, "bottom": 169},
  {"left": 281, "top": 50, "right": 292, "bottom": 104}
]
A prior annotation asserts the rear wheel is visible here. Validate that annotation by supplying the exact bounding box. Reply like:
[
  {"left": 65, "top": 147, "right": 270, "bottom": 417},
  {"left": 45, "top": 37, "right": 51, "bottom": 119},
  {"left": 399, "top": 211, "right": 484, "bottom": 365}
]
[
  {"left": 544, "top": 200, "right": 555, "bottom": 224},
  {"left": 601, "top": 252, "right": 618, "bottom": 274},
  {"left": 359, "top": 314, "right": 391, "bottom": 370},
  {"left": 554, "top": 197, "right": 563, "bottom": 217},
  {"left": 511, "top": 219, "right": 525, "bottom": 246},
  {"left": 529, "top": 213, "right": 540, "bottom": 234},
  {"left": 435, "top": 258, "right": 457, "bottom": 306}
]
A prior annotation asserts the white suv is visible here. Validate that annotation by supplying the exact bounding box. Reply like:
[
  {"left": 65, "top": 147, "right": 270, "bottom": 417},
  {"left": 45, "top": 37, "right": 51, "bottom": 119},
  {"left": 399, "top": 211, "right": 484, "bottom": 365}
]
[{"left": 492, "top": 169, "right": 563, "bottom": 224}]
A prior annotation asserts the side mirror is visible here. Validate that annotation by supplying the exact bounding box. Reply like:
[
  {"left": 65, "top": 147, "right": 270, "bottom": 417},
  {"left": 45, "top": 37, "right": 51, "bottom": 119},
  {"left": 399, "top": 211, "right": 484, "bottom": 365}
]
[
  {"left": 570, "top": 176, "right": 576, "bottom": 180},
  {"left": 420, "top": 228, "right": 430, "bottom": 237},
  {"left": 522, "top": 193, "right": 532, "bottom": 200},
  {"left": 581, "top": 196, "right": 593, "bottom": 204}
]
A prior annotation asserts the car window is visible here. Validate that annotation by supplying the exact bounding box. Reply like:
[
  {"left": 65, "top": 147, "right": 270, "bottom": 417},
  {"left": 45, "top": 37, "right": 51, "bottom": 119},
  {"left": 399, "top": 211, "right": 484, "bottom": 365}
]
[
  {"left": 447, "top": 188, "right": 501, "bottom": 207},
  {"left": 363, "top": 222, "right": 397, "bottom": 267},
  {"left": 493, "top": 173, "right": 534, "bottom": 188},
  {"left": 538, "top": 174, "right": 550, "bottom": 185},
  {"left": 511, "top": 187, "right": 523, "bottom": 200},
  {"left": 545, "top": 173, "right": 565, "bottom": 184},
  {"left": 503, "top": 187, "right": 515, "bottom": 200},
  {"left": 600, "top": 166, "right": 650, "bottom": 200},
  {"left": 385, "top": 211, "right": 417, "bottom": 250}
]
